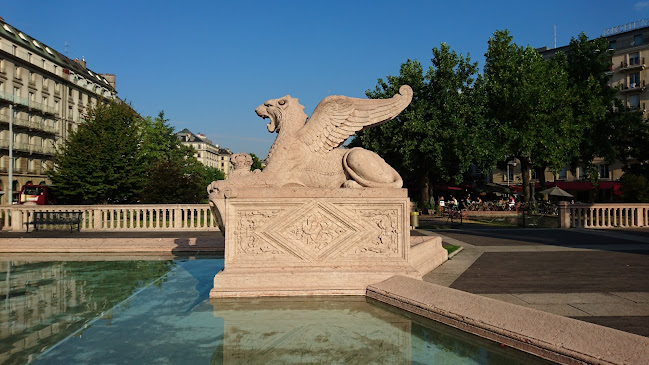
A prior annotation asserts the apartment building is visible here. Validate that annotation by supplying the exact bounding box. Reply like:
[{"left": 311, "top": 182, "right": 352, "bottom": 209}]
[
  {"left": 176, "top": 128, "right": 233, "bottom": 177},
  {"left": 0, "top": 18, "right": 117, "bottom": 205}
]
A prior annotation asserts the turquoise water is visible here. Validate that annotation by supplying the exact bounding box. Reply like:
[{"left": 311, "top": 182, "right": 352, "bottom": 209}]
[{"left": 0, "top": 256, "right": 551, "bottom": 364}]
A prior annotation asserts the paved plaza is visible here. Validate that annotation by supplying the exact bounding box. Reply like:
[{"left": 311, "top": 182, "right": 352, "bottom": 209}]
[{"left": 420, "top": 226, "right": 649, "bottom": 337}]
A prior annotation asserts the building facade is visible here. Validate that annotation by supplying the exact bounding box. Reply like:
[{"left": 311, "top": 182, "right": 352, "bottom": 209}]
[
  {"left": 176, "top": 128, "right": 233, "bottom": 177},
  {"left": 0, "top": 18, "right": 117, "bottom": 205}
]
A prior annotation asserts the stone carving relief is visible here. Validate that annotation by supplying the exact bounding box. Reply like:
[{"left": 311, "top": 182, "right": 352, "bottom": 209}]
[
  {"left": 353, "top": 209, "right": 400, "bottom": 255},
  {"left": 235, "top": 210, "right": 283, "bottom": 255},
  {"left": 230, "top": 153, "right": 257, "bottom": 179},
  {"left": 286, "top": 210, "right": 348, "bottom": 252}
]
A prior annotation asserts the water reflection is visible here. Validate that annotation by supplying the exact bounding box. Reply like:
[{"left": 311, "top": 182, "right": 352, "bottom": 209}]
[
  {"left": 209, "top": 297, "right": 551, "bottom": 365},
  {"left": 0, "top": 260, "right": 174, "bottom": 365},
  {"left": 2, "top": 258, "right": 551, "bottom": 364}
]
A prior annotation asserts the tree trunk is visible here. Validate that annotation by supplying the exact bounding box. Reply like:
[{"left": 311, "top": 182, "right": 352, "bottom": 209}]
[
  {"left": 536, "top": 166, "right": 547, "bottom": 190},
  {"left": 520, "top": 158, "right": 531, "bottom": 202},
  {"left": 418, "top": 173, "right": 430, "bottom": 213}
]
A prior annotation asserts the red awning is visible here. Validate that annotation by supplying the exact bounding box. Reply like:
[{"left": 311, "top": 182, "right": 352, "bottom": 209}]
[
  {"left": 599, "top": 181, "right": 623, "bottom": 195},
  {"left": 551, "top": 181, "right": 595, "bottom": 190},
  {"left": 433, "top": 184, "right": 462, "bottom": 191}
]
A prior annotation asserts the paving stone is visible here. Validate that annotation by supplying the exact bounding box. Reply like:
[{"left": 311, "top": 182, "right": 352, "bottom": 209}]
[
  {"left": 478, "top": 294, "right": 529, "bottom": 306},
  {"left": 512, "top": 292, "right": 632, "bottom": 305},
  {"left": 573, "top": 316, "right": 649, "bottom": 337},
  {"left": 450, "top": 251, "right": 649, "bottom": 294},
  {"left": 611, "top": 292, "right": 649, "bottom": 303},
  {"left": 571, "top": 303, "right": 649, "bottom": 316},
  {"left": 523, "top": 304, "right": 592, "bottom": 317}
]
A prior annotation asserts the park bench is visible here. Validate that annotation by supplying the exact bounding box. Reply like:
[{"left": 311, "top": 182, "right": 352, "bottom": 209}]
[{"left": 27, "top": 211, "right": 83, "bottom": 233}]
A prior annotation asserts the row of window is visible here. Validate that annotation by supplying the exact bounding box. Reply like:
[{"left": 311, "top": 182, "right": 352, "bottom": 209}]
[{"left": 0, "top": 155, "right": 49, "bottom": 173}]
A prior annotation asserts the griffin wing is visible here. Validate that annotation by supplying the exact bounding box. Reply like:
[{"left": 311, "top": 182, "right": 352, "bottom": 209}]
[{"left": 297, "top": 85, "right": 413, "bottom": 153}]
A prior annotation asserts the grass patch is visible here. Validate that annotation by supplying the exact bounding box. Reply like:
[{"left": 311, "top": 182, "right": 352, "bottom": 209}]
[{"left": 443, "top": 243, "right": 460, "bottom": 255}]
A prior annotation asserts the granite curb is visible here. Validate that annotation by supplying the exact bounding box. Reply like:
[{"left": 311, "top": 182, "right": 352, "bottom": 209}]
[{"left": 368, "top": 275, "right": 649, "bottom": 365}]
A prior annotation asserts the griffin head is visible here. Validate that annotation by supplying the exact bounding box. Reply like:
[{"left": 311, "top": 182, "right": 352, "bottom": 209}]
[{"left": 255, "top": 95, "right": 307, "bottom": 133}]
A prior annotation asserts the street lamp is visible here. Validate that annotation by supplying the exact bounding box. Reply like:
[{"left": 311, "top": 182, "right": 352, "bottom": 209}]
[{"left": 506, "top": 160, "right": 517, "bottom": 195}]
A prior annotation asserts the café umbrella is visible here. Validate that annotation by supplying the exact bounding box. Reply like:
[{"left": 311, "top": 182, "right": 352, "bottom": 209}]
[{"left": 538, "top": 186, "right": 573, "bottom": 198}]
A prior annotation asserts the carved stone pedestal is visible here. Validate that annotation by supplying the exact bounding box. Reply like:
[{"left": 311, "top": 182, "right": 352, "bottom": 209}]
[{"left": 210, "top": 188, "right": 443, "bottom": 298}]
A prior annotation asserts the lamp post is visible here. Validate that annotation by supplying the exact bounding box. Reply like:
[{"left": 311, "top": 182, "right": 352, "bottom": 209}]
[{"left": 8, "top": 104, "right": 13, "bottom": 205}]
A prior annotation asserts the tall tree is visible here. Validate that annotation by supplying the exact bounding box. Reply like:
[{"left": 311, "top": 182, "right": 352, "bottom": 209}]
[
  {"left": 484, "top": 30, "right": 576, "bottom": 202},
  {"left": 352, "top": 43, "right": 489, "bottom": 208},
  {"left": 48, "top": 100, "right": 146, "bottom": 204},
  {"left": 559, "top": 33, "right": 648, "bottom": 182}
]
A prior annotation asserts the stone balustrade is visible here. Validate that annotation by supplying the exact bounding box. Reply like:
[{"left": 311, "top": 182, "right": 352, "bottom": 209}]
[
  {"left": 559, "top": 202, "right": 649, "bottom": 228},
  {"left": 0, "top": 204, "right": 219, "bottom": 232}
]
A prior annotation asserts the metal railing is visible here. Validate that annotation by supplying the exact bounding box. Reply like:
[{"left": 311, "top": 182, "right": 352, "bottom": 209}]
[
  {"left": 0, "top": 113, "right": 58, "bottom": 134},
  {"left": 0, "top": 204, "right": 220, "bottom": 232},
  {"left": 0, "top": 90, "right": 57, "bottom": 115}
]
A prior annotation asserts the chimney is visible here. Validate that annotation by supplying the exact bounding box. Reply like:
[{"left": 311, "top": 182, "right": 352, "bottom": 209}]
[
  {"left": 100, "top": 73, "right": 116, "bottom": 90},
  {"left": 73, "top": 58, "right": 87, "bottom": 68},
  {"left": 197, "top": 133, "right": 206, "bottom": 139}
]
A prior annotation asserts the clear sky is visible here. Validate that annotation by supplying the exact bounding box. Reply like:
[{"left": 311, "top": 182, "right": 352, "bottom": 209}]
[{"left": 2, "top": 1, "right": 647, "bottom": 158}]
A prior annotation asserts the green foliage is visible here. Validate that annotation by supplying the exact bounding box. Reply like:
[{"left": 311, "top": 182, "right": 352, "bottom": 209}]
[
  {"left": 484, "top": 30, "right": 575, "bottom": 201},
  {"left": 352, "top": 44, "right": 488, "bottom": 207},
  {"left": 48, "top": 100, "right": 147, "bottom": 204},
  {"left": 48, "top": 102, "right": 216, "bottom": 204},
  {"left": 620, "top": 173, "right": 649, "bottom": 203},
  {"left": 249, "top": 153, "right": 264, "bottom": 171}
]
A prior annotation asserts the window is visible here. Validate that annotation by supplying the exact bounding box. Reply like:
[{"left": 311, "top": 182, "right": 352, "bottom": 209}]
[
  {"left": 629, "top": 52, "right": 640, "bottom": 65},
  {"left": 53, "top": 65, "right": 57, "bottom": 74},
  {"left": 629, "top": 72, "right": 641, "bottom": 88},
  {"left": 629, "top": 94, "right": 641, "bottom": 109},
  {"left": 12, "top": 45, "right": 17, "bottom": 55},
  {"left": 43, "top": 77, "right": 48, "bottom": 87},
  {"left": 558, "top": 167, "right": 567, "bottom": 180},
  {"left": 531, "top": 169, "right": 537, "bottom": 180},
  {"left": 14, "top": 65, "right": 20, "bottom": 79},
  {"left": 13, "top": 87, "right": 19, "bottom": 97},
  {"left": 634, "top": 34, "right": 643, "bottom": 46},
  {"left": 41, "top": 59, "right": 45, "bottom": 68},
  {"left": 599, "top": 164, "right": 610, "bottom": 179},
  {"left": 609, "top": 40, "right": 617, "bottom": 50},
  {"left": 28, "top": 52, "right": 32, "bottom": 62}
]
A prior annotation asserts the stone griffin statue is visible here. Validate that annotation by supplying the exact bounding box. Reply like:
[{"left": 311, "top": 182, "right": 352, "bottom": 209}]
[
  {"left": 208, "top": 85, "right": 412, "bottom": 232},
  {"left": 208, "top": 85, "right": 412, "bottom": 198}
]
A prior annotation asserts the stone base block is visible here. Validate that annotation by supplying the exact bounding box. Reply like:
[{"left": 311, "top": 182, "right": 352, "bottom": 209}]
[
  {"left": 409, "top": 235, "right": 448, "bottom": 276},
  {"left": 210, "top": 187, "right": 443, "bottom": 298},
  {"left": 211, "top": 266, "right": 421, "bottom": 298}
]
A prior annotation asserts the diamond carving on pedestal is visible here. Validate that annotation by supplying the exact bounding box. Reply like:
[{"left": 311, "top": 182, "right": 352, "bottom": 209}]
[{"left": 265, "top": 201, "right": 364, "bottom": 263}]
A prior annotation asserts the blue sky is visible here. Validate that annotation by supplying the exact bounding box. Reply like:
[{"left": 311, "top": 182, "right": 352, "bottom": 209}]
[{"left": 2, "top": 1, "right": 648, "bottom": 158}]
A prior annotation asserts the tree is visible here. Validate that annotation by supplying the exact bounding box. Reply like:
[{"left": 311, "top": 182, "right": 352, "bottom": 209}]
[
  {"left": 48, "top": 103, "right": 217, "bottom": 204},
  {"left": 250, "top": 153, "right": 264, "bottom": 171},
  {"left": 48, "top": 99, "right": 146, "bottom": 204},
  {"left": 352, "top": 43, "right": 490, "bottom": 208},
  {"left": 483, "top": 30, "right": 576, "bottom": 202},
  {"left": 559, "top": 33, "right": 649, "bottom": 183},
  {"left": 138, "top": 112, "right": 228, "bottom": 204}
]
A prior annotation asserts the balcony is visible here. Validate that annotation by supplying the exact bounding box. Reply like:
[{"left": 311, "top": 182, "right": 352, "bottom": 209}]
[
  {"left": 0, "top": 139, "right": 55, "bottom": 155},
  {"left": 0, "top": 91, "right": 57, "bottom": 115},
  {"left": 620, "top": 80, "right": 646, "bottom": 93},
  {"left": 621, "top": 58, "right": 646, "bottom": 72},
  {"left": 0, "top": 113, "right": 58, "bottom": 135}
]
